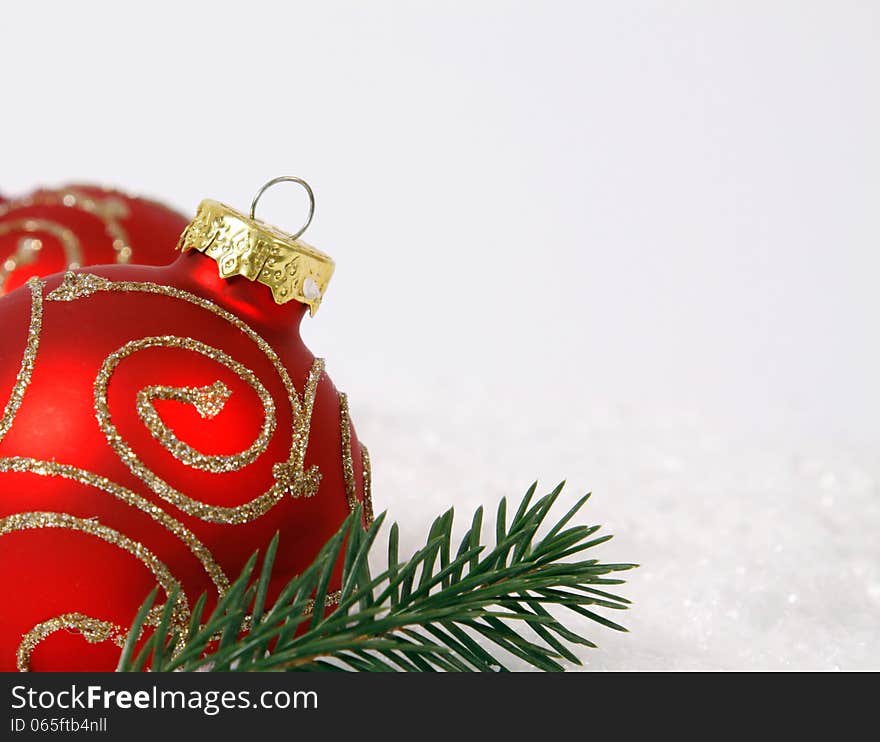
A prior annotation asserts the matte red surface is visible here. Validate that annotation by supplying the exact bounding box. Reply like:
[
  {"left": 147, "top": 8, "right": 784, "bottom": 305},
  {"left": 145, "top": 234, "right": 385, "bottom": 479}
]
[{"left": 0, "top": 251, "right": 367, "bottom": 671}]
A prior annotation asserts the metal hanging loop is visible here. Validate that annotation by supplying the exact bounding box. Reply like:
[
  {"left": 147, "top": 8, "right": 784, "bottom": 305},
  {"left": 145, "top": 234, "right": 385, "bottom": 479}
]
[{"left": 249, "top": 176, "right": 315, "bottom": 242}]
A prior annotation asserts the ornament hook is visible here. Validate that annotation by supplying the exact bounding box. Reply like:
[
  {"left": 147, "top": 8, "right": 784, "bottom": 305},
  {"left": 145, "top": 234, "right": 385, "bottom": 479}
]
[{"left": 249, "top": 176, "right": 315, "bottom": 242}]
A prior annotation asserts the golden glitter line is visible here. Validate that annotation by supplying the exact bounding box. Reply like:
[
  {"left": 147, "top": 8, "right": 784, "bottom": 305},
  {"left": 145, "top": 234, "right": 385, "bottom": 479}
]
[
  {"left": 361, "top": 445, "right": 374, "bottom": 526},
  {"left": 292, "top": 360, "right": 323, "bottom": 474},
  {"left": 274, "top": 359, "right": 324, "bottom": 499},
  {"left": 0, "top": 278, "right": 43, "bottom": 444},
  {"left": 0, "top": 219, "right": 83, "bottom": 292},
  {"left": 0, "top": 457, "right": 229, "bottom": 595},
  {"left": 136, "top": 375, "right": 267, "bottom": 474},
  {"left": 140, "top": 381, "right": 231, "bottom": 420},
  {"left": 338, "top": 392, "right": 359, "bottom": 515},
  {"left": 0, "top": 511, "right": 189, "bottom": 630},
  {"left": 46, "top": 272, "right": 110, "bottom": 300},
  {"left": 47, "top": 272, "right": 326, "bottom": 523},
  {"left": 17, "top": 605, "right": 171, "bottom": 672},
  {"left": 17, "top": 613, "right": 127, "bottom": 672}
]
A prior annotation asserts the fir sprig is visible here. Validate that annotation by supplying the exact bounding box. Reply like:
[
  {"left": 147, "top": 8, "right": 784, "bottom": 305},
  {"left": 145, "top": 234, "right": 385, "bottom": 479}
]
[{"left": 117, "top": 483, "right": 636, "bottom": 672}]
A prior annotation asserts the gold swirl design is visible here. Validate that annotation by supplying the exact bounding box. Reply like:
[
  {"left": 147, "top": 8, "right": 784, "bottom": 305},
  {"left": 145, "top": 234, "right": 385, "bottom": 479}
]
[
  {"left": 0, "top": 278, "right": 43, "bottom": 444},
  {"left": 0, "top": 220, "right": 83, "bottom": 293},
  {"left": 99, "top": 336, "right": 277, "bottom": 480},
  {"left": 0, "top": 457, "right": 229, "bottom": 594},
  {"left": 1, "top": 511, "right": 189, "bottom": 671},
  {"left": 0, "top": 188, "right": 132, "bottom": 259},
  {"left": 17, "top": 614, "right": 128, "bottom": 673},
  {"left": 339, "top": 393, "right": 375, "bottom": 525},
  {"left": 270, "top": 359, "right": 324, "bottom": 500},
  {"left": 48, "top": 272, "right": 323, "bottom": 521},
  {"left": 94, "top": 335, "right": 279, "bottom": 521},
  {"left": 17, "top": 605, "right": 169, "bottom": 673}
]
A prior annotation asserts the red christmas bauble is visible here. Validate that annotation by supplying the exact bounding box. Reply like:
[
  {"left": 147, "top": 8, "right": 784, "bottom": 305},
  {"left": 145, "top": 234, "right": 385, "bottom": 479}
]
[
  {"left": 0, "top": 185, "right": 188, "bottom": 296},
  {"left": 0, "top": 197, "right": 371, "bottom": 671}
]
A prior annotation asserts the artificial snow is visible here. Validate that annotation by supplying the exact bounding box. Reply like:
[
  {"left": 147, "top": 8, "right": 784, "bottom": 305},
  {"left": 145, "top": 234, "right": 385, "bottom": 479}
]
[{"left": 355, "top": 386, "right": 880, "bottom": 671}]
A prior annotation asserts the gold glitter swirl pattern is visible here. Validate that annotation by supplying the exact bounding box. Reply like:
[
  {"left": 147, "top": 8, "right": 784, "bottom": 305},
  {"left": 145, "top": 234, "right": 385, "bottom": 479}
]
[
  {"left": 339, "top": 393, "right": 360, "bottom": 515},
  {"left": 0, "top": 278, "right": 43, "bottom": 444},
  {"left": 95, "top": 336, "right": 281, "bottom": 521},
  {"left": 109, "top": 338, "right": 276, "bottom": 473},
  {"left": 0, "top": 188, "right": 132, "bottom": 261},
  {"left": 273, "top": 358, "right": 324, "bottom": 499},
  {"left": 17, "top": 614, "right": 127, "bottom": 672},
  {"left": 136, "top": 379, "right": 258, "bottom": 472},
  {"left": 0, "top": 220, "right": 83, "bottom": 292},
  {"left": 0, "top": 457, "right": 229, "bottom": 595},
  {"left": 46, "top": 272, "right": 326, "bottom": 522},
  {"left": 0, "top": 511, "right": 189, "bottom": 630},
  {"left": 17, "top": 605, "right": 169, "bottom": 673}
]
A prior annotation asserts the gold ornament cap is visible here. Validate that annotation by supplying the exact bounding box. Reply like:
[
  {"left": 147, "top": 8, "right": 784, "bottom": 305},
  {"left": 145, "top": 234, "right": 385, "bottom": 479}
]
[{"left": 177, "top": 176, "right": 334, "bottom": 315}]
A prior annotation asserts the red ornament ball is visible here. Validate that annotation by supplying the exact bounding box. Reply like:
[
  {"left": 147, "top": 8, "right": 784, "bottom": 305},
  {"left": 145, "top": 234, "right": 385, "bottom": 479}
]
[
  {"left": 0, "top": 206, "right": 371, "bottom": 671},
  {"left": 0, "top": 185, "right": 188, "bottom": 296}
]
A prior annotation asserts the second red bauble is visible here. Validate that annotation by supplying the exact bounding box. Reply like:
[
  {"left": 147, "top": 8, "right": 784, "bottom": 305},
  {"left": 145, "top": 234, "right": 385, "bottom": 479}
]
[{"left": 0, "top": 184, "right": 188, "bottom": 295}]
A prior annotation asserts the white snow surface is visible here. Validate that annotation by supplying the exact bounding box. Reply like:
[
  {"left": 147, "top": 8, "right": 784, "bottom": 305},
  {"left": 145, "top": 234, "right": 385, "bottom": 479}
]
[{"left": 353, "top": 385, "right": 880, "bottom": 672}]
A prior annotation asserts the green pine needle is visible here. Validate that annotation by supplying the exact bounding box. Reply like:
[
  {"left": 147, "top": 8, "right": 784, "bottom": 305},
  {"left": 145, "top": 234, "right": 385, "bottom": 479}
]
[{"left": 118, "top": 483, "right": 637, "bottom": 673}]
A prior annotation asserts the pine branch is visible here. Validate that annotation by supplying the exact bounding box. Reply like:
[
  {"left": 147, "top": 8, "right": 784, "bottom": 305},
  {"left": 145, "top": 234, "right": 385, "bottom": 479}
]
[{"left": 118, "top": 482, "right": 637, "bottom": 672}]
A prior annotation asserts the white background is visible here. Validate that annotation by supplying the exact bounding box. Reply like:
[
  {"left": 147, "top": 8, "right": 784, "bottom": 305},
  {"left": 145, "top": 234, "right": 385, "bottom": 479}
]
[{"left": 2, "top": 1, "right": 878, "bottom": 670}]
